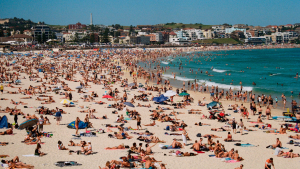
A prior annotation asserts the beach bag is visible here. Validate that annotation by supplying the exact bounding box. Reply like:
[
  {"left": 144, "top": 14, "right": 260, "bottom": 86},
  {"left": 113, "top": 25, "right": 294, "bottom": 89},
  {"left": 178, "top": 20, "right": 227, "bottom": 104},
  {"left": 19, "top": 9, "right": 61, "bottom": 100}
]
[
  {"left": 289, "top": 140, "right": 294, "bottom": 144},
  {"left": 166, "top": 126, "right": 170, "bottom": 130},
  {"left": 235, "top": 143, "right": 241, "bottom": 146},
  {"left": 108, "top": 134, "right": 113, "bottom": 138},
  {"left": 196, "top": 133, "right": 201, "bottom": 137}
]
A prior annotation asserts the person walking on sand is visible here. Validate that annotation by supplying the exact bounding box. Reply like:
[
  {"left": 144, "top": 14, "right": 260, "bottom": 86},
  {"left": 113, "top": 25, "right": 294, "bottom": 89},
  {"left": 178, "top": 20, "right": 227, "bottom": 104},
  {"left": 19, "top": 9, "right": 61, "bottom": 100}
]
[
  {"left": 265, "top": 158, "right": 275, "bottom": 169},
  {"left": 55, "top": 109, "right": 62, "bottom": 125},
  {"left": 182, "top": 126, "right": 187, "bottom": 146},
  {"left": 75, "top": 117, "right": 80, "bottom": 136},
  {"left": 137, "top": 115, "right": 142, "bottom": 130}
]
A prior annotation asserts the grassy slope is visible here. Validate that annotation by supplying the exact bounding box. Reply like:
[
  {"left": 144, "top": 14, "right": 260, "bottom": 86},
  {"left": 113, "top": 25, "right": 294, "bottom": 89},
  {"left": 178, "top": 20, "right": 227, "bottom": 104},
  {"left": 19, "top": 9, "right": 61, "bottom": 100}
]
[{"left": 163, "top": 24, "right": 212, "bottom": 30}]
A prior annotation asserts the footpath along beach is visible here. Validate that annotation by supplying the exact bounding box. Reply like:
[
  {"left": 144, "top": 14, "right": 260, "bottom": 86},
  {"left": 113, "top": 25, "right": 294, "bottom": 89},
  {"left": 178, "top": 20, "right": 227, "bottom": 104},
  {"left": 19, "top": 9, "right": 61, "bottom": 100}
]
[{"left": 0, "top": 46, "right": 299, "bottom": 169}]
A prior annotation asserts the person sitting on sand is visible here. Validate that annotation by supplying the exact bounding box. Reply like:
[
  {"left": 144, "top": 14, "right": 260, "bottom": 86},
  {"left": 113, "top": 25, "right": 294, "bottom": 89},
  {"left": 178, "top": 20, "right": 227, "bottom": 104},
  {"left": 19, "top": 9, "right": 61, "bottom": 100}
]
[
  {"left": 0, "top": 128, "right": 13, "bottom": 135},
  {"left": 82, "top": 141, "right": 93, "bottom": 155},
  {"left": 224, "top": 132, "right": 233, "bottom": 142},
  {"left": 277, "top": 149, "right": 300, "bottom": 158},
  {"left": 26, "top": 133, "right": 42, "bottom": 145},
  {"left": 57, "top": 140, "right": 69, "bottom": 150},
  {"left": 106, "top": 144, "right": 126, "bottom": 149},
  {"left": 235, "top": 164, "right": 244, "bottom": 169},
  {"left": 192, "top": 140, "right": 200, "bottom": 151},
  {"left": 233, "top": 150, "right": 244, "bottom": 161},
  {"left": 267, "top": 138, "right": 282, "bottom": 149},
  {"left": 35, "top": 143, "right": 46, "bottom": 156},
  {"left": 171, "top": 138, "right": 183, "bottom": 148}
]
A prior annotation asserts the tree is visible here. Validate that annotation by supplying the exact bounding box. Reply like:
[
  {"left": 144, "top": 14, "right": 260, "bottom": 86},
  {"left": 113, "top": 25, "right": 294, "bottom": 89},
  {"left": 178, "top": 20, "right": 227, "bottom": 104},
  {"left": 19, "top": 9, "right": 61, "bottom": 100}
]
[
  {"left": 73, "top": 32, "right": 79, "bottom": 42},
  {"left": 114, "top": 38, "right": 119, "bottom": 43},
  {"left": 181, "top": 25, "right": 186, "bottom": 29},
  {"left": 37, "top": 35, "right": 42, "bottom": 43},
  {"left": 0, "top": 30, "right": 4, "bottom": 37},
  {"left": 129, "top": 25, "right": 133, "bottom": 34},
  {"left": 42, "top": 33, "right": 47, "bottom": 43},
  {"left": 90, "top": 33, "right": 95, "bottom": 43},
  {"left": 199, "top": 25, "right": 202, "bottom": 29},
  {"left": 101, "top": 28, "right": 110, "bottom": 43}
]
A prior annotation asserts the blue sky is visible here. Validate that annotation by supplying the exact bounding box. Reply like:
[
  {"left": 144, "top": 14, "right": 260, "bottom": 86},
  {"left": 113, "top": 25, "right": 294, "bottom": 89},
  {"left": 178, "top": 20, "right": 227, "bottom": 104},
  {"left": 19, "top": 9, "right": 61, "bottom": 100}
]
[{"left": 0, "top": 0, "right": 299, "bottom": 26}]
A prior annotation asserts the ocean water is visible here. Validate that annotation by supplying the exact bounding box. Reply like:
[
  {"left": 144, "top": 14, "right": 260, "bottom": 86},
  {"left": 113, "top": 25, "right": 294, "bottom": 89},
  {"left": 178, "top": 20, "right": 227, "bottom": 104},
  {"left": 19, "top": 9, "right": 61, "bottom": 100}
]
[{"left": 140, "top": 48, "right": 300, "bottom": 102}]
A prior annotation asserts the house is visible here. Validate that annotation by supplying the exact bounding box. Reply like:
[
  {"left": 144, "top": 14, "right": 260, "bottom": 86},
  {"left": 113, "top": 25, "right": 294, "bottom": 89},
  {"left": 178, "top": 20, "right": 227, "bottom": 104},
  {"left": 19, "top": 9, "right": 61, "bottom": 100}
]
[
  {"left": 137, "top": 35, "right": 150, "bottom": 45},
  {"left": 151, "top": 33, "right": 163, "bottom": 42},
  {"left": 169, "top": 38, "right": 189, "bottom": 45},
  {"left": 8, "top": 34, "right": 33, "bottom": 44},
  {"left": 285, "top": 24, "right": 293, "bottom": 28},
  {"left": 55, "top": 32, "right": 63, "bottom": 42},
  {"left": 23, "top": 30, "right": 32, "bottom": 36},
  {"left": 145, "top": 34, "right": 156, "bottom": 42},
  {"left": 202, "top": 30, "right": 214, "bottom": 39},
  {"left": 169, "top": 32, "right": 177, "bottom": 38},
  {"left": 174, "top": 30, "right": 191, "bottom": 41},
  {"left": 225, "top": 27, "right": 246, "bottom": 34},
  {"left": 119, "top": 36, "right": 137, "bottom": 44},
  {"left": 63, "top": 33, "right": 72, "bottom": 42},
  {"left": 68, "top": 22, "right": 86, "bottom": 30},
  {"left": 160, "top": 32, "right": 169, "bottom": 42}
]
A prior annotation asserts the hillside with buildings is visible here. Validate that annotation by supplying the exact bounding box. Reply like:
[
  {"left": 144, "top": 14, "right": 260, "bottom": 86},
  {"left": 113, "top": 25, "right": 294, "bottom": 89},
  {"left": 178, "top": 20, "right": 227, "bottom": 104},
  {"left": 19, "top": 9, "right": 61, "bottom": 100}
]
[{"left": 0, "top": 17, "right": 300, "bottom": 46}]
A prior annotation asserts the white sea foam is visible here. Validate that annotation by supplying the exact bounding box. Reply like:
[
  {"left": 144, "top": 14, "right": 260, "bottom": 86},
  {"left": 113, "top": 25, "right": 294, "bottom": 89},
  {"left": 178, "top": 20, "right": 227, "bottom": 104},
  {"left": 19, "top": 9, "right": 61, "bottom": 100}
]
[
  {"left": 162, "top": 74, "right": 174, "bottom": 79},
  {"left": 161, "top": 61, "right": 169, "bottom": 65},
  {"left": 269, "top": 73, "right": 281, "bottom": 76},
  {"left": 212, "top": 68, "right": 227, "bottom": 73},
  {"left": 198, "top": 80, "right": 253, "bottom": 91},
  {"left": 175, "top": 76, "right": 195, "bottom": 81}
]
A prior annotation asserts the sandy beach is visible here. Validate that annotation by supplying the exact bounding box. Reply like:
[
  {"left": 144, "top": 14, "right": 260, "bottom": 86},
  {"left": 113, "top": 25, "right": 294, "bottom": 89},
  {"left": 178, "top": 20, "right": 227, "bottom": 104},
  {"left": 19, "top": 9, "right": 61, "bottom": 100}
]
[{"left": 0, "top": 46, "right": 299, "bottom": 169}]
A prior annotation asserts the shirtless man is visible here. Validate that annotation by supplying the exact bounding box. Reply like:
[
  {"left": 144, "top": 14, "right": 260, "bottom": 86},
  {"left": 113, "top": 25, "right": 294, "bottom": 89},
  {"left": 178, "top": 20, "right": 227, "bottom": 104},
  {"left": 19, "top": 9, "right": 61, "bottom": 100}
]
[
  {"left": 75, "top": 117, "right": 80, "bottom": 135},
  {"left": 143, "top": 120, "right": 155, "bottom": 126},
  {"left": 192, "top": 140, "right": 200, "bottom": 151},
  {"left": 0, "top": 128, "right": 13, "bottom": 135},
  {"left": 271, "top": 138, "right": 282, "bottom": 148},
  {"left": 145, "top": 141, "right": 158, "bottom": 155},
  {"left": 171, "top": 138, "right": 183, "bottom": 148},
  {"left": 137, "top": 116, "right": 142, "bottom": 130}
]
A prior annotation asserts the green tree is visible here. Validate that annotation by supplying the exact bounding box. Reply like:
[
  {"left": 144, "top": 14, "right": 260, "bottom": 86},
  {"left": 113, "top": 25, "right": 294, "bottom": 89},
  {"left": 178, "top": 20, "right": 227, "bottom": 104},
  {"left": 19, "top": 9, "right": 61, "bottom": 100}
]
[
  {"left": 73, "top": 32, "right": 79, "bottom": 42},
  {"left": 42, "top": 33, "right": 47, "bottom": 43},
  {"left": 101, "top": 28, "right": 110, "bottom": 43},
  {"left": 90, "top": 33, "right": 95, "bottom": 43},
  {"left": 0, "top": 30, "right": 4, "bottom": 37},
  {"left": 129, "top": 25, "right": 133, "bottom": 34},
  {"left": 181, "top": 25, "right": 186, "bottom": 29},
  {"left": 37, "top": 35, "right": 42, "bottom": 43}
]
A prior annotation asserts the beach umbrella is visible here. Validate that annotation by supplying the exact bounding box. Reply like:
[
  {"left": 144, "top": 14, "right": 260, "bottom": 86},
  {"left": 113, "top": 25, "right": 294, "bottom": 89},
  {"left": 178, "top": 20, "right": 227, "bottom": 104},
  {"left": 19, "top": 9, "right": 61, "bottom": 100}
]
[
  {"left": 124, "top": 102, "right": 135, "bottom": 107},
  {"left": 60, "top": 99, "right": 71, "bottom": 104},
  {"left": 76, "top": 86, "right": 83, "bottom": 89},
  {"left": 15, "top": 79, "right": 21, "bottom": 84},
  {"left": 179, "top": 92, "right": 190, "bottom": 97},
  {"left": 102, "top": 95, "right": 113, "bottom": 98},
  {"left": 52, "top": 88, "right": 61, "bottom": 91},
  {"left": 19, "top": 119, "right": 38, "bottom": 130},
  {"left": 128, "top": 83, "right": 135, "bottom": 87},
  {"left": 163, "top": 90, "right": 177, "bottom": 97}
]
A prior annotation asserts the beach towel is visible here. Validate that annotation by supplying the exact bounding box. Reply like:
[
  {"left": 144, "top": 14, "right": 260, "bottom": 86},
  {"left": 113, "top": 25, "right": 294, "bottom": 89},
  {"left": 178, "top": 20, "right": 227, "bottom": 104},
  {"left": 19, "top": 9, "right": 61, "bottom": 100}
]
[
  {"left": 235, "top": 143, "right": 256, "bottom": 147},
  {"left": 209, "top": 155, "right": 216, "bottom": 157},
  {"left": 55, "top": 161, "right": 82, "bottom": 167},
  {"left": 226, "top": 160, "right": 240, "bottom": 163},
  {"left": 0, "top": 115, "right": 8, "bottom": 128},
  {"left": 22, "top": 154, "right": 39, "bottom": 157},
  {"left": 159, "top": 144, "right": 180, "bottom": 149},
  {"left": 194, "top": 150, "right": 205, "bottom": 153},
  {"left": 225, "top": 140, "right": 241, "bottom": 142}
]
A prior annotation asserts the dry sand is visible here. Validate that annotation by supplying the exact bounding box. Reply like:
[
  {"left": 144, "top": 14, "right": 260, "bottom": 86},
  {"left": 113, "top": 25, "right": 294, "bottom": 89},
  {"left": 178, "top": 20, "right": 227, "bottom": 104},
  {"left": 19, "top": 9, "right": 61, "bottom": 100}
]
[{"left": 0, "top": 48, "right": 299, "bottom": 169}]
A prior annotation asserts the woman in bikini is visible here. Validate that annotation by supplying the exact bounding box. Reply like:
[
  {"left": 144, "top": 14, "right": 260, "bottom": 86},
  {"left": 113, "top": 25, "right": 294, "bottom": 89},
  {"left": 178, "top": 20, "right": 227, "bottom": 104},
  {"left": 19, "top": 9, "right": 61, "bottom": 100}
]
[{"left": 224, "top": 132, "right": 233, "bottom": 141}]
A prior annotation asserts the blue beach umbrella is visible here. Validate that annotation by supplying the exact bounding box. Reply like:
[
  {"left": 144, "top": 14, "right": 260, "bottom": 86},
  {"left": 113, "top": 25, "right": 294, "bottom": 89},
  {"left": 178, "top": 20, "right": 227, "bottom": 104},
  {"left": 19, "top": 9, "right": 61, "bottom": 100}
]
[{"left": 124, "top": 102, "right": 135, "bottom": 107}]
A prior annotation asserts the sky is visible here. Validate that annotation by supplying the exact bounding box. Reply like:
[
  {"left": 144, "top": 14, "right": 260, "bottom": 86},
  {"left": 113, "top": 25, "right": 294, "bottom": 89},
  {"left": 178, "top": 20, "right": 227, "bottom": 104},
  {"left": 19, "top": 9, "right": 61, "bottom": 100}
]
[{"left": 0, "top": 0, "right": 299, "bottom": 26}]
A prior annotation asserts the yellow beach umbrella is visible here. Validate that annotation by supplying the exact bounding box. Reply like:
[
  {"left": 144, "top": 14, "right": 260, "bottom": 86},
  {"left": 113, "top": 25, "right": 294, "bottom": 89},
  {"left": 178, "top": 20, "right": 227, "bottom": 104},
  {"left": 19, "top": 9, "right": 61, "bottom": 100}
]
[{"left": 60, "top": 99, "right": 71, "bottom": 104}]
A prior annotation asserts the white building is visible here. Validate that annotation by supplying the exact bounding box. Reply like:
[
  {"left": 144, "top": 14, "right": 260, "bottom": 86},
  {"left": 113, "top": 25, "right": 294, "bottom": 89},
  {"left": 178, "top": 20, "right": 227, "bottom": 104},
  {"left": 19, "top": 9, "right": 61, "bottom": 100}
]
[
  {"left": 169, "top": 38, "right": 189, "bottom": 45},
  {"left": 225, "top": 27, "right": 246, "bottom": 34},
  {"left": 185, "top": 29, "right": 205, "bottom": 40}
]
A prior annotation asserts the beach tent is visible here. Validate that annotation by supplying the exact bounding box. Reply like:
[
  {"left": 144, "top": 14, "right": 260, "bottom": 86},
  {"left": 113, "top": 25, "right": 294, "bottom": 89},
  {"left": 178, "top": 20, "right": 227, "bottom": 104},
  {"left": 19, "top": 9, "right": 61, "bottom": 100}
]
[
  {"left": 0, "top": 115, "right": 8, "bottom": 128},
  {"left": 124, "top": 102, "right": 135, "bottom": 107},
  {"left": 19, "top": 119, "right": 38, "bottom": 130},
  {"left": 207, "top": 101, "right": 219, "bottom": 109},
  {"left": 179, "top": 92, "right": 190, "bottom": 96},
  {"left": 163, "top": 90, "right": 177, "bottom": 97},
  {"left": 153, "top": 94, "right": 168, "bottom": 103},
  {"left": 67, "top": 121, "right": 87, "bottom": 129}
]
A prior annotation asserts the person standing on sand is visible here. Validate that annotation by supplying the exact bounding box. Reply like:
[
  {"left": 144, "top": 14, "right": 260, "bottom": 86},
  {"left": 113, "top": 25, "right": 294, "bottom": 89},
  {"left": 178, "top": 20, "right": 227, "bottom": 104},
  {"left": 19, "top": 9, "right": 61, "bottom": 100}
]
[
  {"left": 55, "top": 109, "right": 62, "bottom": 125},
  {"left": 182, "top": 126, "right": 187, "bottom": 146},
  {"left": 136, "top": 115, "right": 142, "bottom": 130},
  {"left": 75, "top": 117, "right": 80, "bottom": 135},
  {"left": 239, "top": 119, "right": 244, "bottom": 135},
  {"left": 69, "top": 92, "right": 72, "bottom": 101}
]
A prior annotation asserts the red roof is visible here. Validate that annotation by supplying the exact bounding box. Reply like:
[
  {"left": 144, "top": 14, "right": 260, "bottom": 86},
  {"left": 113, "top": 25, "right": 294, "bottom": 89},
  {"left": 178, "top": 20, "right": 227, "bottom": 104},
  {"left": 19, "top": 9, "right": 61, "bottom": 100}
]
[{"left": 169, "top": 32, "right": 177, "bottom": 35}]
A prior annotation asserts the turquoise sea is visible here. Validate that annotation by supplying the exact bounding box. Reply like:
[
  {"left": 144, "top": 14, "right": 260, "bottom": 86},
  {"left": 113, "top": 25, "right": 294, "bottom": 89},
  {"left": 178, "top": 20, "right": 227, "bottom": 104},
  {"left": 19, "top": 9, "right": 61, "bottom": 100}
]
[{"left": 140, "top": 48, "right": 300, "bottom": 103}]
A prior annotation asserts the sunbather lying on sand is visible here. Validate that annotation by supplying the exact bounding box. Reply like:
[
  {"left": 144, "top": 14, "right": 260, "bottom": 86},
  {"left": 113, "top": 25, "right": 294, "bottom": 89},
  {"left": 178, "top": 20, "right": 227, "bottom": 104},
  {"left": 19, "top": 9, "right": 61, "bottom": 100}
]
[
  {"left": 1, "top": 156, "right": 34, "bottom": 169},
  {"left": 289, "top": 134, "right": 300, "bottom": 139},
  {"left": 277, "top": 149, "right": 300, "bottom": 158},
  {"left": 0, "top": 128, "right": 13, "bottom": 135},
  {"left": 203, "top": 134, "right": 222, "bottom": 138},
  {"left": 105, "top": 144, "right": 126, "bottom": 149}
]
